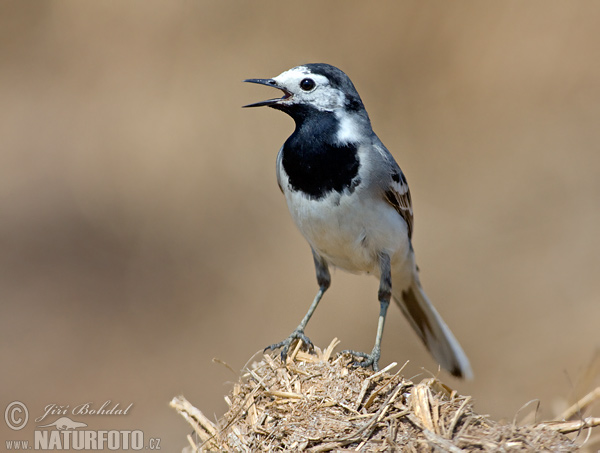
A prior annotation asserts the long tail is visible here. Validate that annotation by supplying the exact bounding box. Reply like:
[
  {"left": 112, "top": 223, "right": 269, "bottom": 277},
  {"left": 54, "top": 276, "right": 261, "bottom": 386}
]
[{"left": 392, "top": 275, "right": 473, "bottom": 379}]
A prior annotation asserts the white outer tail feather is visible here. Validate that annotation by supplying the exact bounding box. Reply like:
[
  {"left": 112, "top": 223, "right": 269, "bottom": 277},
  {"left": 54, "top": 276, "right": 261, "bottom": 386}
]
[{"left": 392, "top": 274, "right": 473, "bottom": 380}]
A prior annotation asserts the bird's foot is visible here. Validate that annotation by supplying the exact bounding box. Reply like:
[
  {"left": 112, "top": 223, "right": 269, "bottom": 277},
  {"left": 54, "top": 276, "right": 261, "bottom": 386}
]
[
  {"left": 341, "top": 347, "right": 381, "bottom": 371},
  {"left": 264, "top": 329, "right": 314, "bottom": 363}
]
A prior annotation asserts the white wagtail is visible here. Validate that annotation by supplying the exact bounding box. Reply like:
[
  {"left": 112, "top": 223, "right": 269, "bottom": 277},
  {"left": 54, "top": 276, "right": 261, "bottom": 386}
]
[{"left": 244, "top": 63, "right": 473, "bottom": 379}]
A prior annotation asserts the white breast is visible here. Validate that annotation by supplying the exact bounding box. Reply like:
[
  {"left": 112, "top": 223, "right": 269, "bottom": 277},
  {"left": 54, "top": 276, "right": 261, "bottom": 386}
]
[{"left": 283, "top": 184, "right": 412, "bottom": 275}]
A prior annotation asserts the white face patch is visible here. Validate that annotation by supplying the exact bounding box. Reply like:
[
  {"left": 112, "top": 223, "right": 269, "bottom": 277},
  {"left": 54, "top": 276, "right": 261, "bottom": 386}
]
[
  {"left": 273, "top": 66, "right": 346, "bottom": 112},
  {"left": 335, "top": 111, "right": 363, "bottom": 144}
]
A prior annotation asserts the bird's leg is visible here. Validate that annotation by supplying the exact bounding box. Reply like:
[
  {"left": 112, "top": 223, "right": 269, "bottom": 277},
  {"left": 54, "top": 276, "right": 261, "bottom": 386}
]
[
  {"left": 343, "top": 253, "right": 391, "bottom": 371},
  {"left": 265, "top": 250, "right": 330, "bottom": 362}
]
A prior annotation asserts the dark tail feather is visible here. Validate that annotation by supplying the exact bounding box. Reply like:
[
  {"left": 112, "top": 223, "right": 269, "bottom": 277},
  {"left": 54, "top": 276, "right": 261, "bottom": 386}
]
[{"left": 393, "top": 278, "right": 473, "bottom": 379}]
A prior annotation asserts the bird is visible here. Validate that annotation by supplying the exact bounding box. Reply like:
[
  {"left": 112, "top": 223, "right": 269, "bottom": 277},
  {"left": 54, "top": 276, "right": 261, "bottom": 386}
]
[{"left": 243, "top": 63, "right": 473, "bottom": 379}]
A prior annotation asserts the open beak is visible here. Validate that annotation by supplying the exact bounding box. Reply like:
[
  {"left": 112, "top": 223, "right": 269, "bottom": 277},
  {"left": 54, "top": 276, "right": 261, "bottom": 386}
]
[{"left": 243, "top": 78, "right": 292, "bottom": 108}]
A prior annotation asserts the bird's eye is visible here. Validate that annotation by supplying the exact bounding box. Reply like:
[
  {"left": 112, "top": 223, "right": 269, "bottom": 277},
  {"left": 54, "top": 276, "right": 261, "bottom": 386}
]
[{"left": 300, "top": 78, "right": 316, "bottom": 91}]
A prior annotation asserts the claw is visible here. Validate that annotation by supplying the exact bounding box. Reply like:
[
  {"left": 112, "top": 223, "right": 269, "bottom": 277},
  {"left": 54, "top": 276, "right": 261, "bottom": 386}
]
[
  {"left": 341, "top": 348, "right": 381, "bottom": 371},
  {"left": 265, "top": 329, "right": 314, "bottom": 362}
]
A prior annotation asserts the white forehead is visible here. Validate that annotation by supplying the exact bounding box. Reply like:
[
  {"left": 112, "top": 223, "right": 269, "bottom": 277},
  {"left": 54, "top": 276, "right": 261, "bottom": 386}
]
[
  {"left": 272, "top": 66, "right": 345, "bottom": 111},
  {"left": 273, "top": 66, "right": 330, "bottom": 87}
]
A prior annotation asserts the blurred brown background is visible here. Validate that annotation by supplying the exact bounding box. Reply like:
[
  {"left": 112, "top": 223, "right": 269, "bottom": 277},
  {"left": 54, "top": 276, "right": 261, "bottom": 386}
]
[{"left": 1, "top": 1, "right": 599, "bottom": 449}]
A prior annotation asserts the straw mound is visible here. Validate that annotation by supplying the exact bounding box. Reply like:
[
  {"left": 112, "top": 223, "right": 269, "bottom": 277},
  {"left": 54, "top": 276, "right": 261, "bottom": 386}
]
[{"left": 171, "top": 339, "right": 599, "bottom": 452}]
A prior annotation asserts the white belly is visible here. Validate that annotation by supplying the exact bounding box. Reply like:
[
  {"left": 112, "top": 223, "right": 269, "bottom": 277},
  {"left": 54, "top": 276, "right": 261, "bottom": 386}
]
[{"left": 285, "top": 188, "right": 412, "bottom": 275}]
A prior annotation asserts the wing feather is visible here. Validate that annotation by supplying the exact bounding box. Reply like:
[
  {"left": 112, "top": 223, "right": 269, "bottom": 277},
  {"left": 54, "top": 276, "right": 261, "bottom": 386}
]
[{"left": 384, "top": 170, "right": 413, "bottom": 238}]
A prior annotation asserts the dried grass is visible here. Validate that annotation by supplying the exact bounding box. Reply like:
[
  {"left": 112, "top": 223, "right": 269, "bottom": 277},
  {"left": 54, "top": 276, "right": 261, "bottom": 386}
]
[{"left": 171, "top": 339, "right": 600, "bottom": 452}]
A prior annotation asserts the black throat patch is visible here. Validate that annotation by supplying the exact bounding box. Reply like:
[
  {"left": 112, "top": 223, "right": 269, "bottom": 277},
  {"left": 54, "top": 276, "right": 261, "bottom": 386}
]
[{"left": 281, "top": 108, "right": 361, "bottom": 199}]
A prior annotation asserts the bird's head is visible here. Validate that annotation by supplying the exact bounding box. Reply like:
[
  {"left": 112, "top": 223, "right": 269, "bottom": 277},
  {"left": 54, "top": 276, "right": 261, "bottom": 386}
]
[{"left": 244, "top": 63, "right": 366, "bottom": 117}]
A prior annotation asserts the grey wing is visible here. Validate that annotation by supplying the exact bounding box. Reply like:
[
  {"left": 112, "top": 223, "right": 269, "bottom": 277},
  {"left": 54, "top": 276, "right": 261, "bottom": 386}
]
[{"left": 373, "top": 141, "right": 414, "bottom": 239}]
